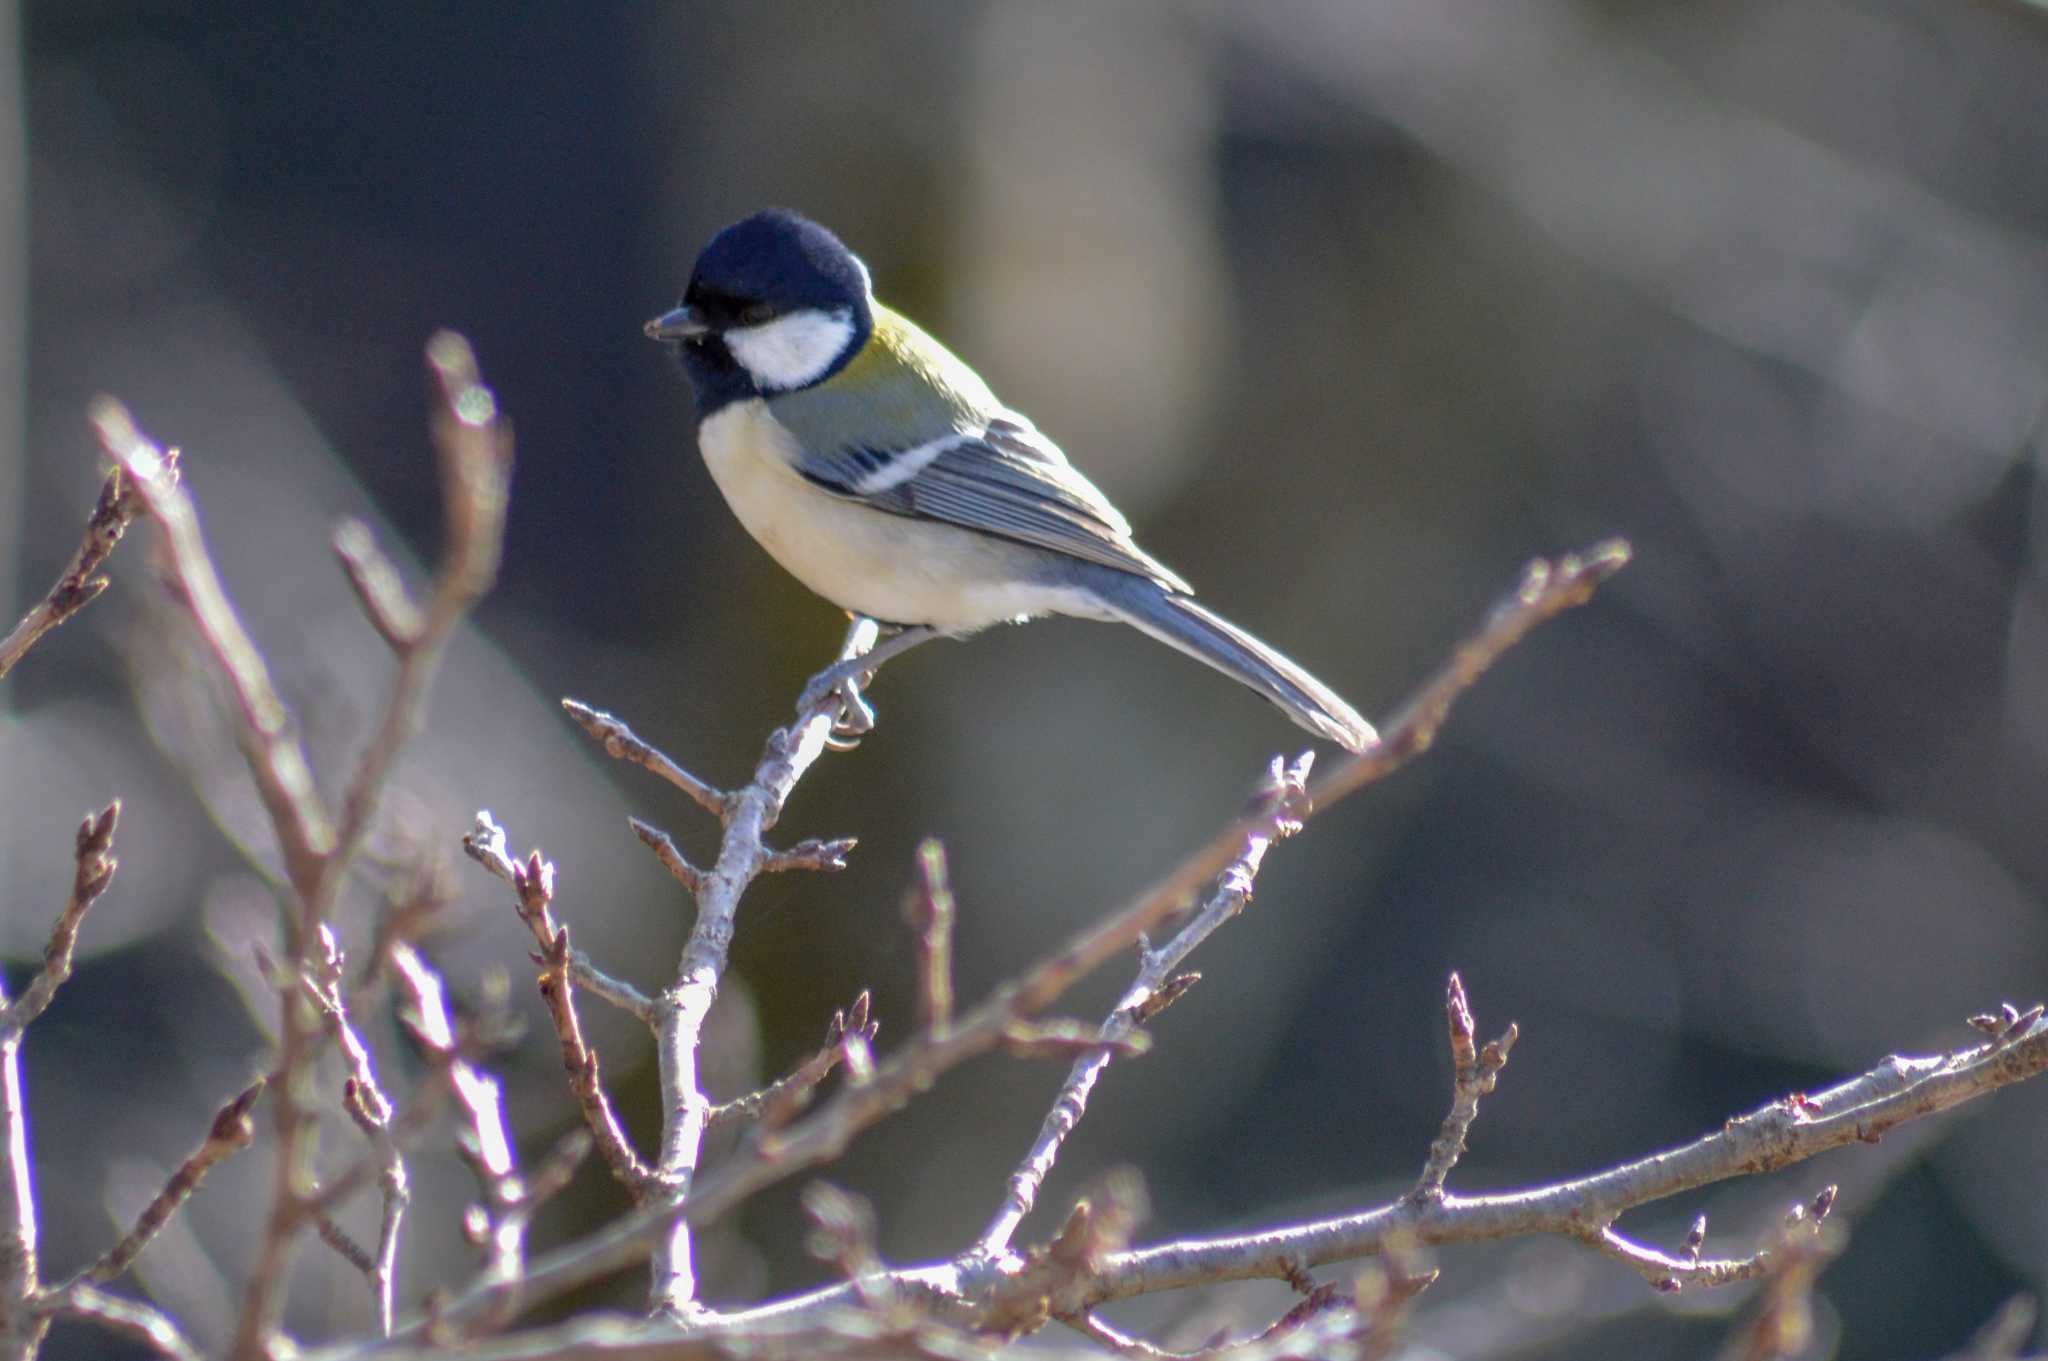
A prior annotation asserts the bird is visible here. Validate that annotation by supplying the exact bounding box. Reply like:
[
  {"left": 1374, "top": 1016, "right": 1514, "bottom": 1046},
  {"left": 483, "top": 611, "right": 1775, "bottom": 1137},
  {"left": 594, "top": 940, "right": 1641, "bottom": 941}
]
[{"left": 644, "top": 208, "right": 1376, "bottom": 752}]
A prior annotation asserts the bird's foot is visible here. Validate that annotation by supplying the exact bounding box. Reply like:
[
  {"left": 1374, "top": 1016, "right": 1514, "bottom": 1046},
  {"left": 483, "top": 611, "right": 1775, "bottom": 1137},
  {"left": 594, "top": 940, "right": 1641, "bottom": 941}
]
[
  {"left": 796, "top": 624, "right": 941, "bottom": 749},
  {"left": 799, "top": 657, "right": 880, "bottom": 749}
]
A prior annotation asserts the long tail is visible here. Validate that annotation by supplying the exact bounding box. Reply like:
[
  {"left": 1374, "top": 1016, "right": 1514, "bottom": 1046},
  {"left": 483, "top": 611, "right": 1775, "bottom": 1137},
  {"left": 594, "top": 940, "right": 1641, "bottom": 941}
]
[{"left": 1086, "top": 572, "right": 1376, "bottom": 752}]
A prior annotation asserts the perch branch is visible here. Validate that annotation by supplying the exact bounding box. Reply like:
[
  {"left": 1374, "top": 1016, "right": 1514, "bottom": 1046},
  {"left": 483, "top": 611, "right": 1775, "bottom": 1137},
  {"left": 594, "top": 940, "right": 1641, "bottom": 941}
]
[
  {"left": 408, "top": 541, "right": 1626, "bottom": 1334},
  {"left": 645, "top": 617, "right": 881, "bottom": 1317}
]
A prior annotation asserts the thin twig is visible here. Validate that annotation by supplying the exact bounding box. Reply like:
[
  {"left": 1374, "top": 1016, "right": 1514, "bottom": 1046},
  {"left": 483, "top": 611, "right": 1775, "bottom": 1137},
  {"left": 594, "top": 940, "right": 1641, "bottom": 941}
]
[
  {"left": 0, "top": 457, "right": 162, "bottom": 681},
  {"left": 462, "top": 814, "right": 650, "bottom": 1189},
  {"left": 0, "top": 802, "right": 127, "bottom": 1357},
  {"left": 314, "top": 1216, "right": 374, "bottom": 1276},
  {"left": 905, "top": 840, "right": 956, "bottom": 1035},
  {"left": 464, "top": 816, "right": 653, "bottom": 1019},
  {"left": 707, "top": 993, "right": 879, "bottom": 1136},
  {"left": 1308, "top": 540, "right": 1630, "bottom": 810},
  {"left": 572, "top": 958, "right": 657, "bottom": 1022},
  {"left": 1411, "top": 972, "right": 1516, "bottom": 1202},
  {"left": 632, "top": 820, "right": 707, "bottom": 895},
  {"left": 6, "top": 802, "right": 120, "bottom": 1030},
  {"left": 1712, "top": 1208, "right": 1841, "bottom": 1361},
  {"left": 302, "top": 927, "right": 408, "bottom": 1335},
  {"left": 91, "top": 400, "right": 335, "bottom": 901},
  {"left": 762, "top": 837, "right": 859, "bottom": 875},
  {"left": 562, "top": 698, "right": 729, "bottom": 818},
  {"left": 310, "top": 331, "right": 512, "bottom": 941},
  {"left": 331, "top": 518, "right": 423, "bottom": 651},
  {"left": 976, "top": 754, "right": 1311, "bottom": 1257},
  {"left": 51, "top": 1285, "right": 205, "bottom": 1361},
  {"left": 78, "top": 1078, "right": 266, "bottom": 1286},
  {"left": 390, "top": 943, "right": 530, "bottom": 1323}
]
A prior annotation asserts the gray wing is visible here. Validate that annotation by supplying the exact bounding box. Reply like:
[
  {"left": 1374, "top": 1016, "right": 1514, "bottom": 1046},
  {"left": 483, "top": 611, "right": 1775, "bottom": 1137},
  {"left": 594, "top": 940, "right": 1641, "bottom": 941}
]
[{"left": 793, "top": 415, "right": 1192, "bottom": 592}]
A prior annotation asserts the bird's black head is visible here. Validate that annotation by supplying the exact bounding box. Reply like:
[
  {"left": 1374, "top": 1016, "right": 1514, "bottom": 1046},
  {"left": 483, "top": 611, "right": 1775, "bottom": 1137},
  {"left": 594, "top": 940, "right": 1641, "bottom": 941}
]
[
  {"left": 646, "top": 209, "right": 875, "bottom": 414},
  {"left": 688, "top": 209, "right": 870, "bottom": 323}
]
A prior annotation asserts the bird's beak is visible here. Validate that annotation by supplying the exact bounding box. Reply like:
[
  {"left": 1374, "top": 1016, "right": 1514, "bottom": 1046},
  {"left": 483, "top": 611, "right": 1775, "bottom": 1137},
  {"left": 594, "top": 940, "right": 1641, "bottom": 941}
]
[{"left": 643, "top": 304, "right": 710, "bottom": 342}]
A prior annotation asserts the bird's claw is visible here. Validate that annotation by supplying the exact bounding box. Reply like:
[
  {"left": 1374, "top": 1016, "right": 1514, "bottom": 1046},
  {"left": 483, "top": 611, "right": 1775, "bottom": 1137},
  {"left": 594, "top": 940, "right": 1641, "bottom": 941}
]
[
  {"left": 824, "top": 675, "right": 877, "bottom": 750},
  {"left": 800, "top": 661, "right": 879, "bottom": 750}
]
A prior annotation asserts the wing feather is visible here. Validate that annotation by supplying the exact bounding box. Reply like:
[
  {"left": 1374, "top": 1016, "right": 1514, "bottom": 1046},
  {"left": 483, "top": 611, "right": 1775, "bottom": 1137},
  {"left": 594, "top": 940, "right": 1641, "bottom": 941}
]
[{"left": 793, "top": 415, "right": 1190, "bottom": 591}]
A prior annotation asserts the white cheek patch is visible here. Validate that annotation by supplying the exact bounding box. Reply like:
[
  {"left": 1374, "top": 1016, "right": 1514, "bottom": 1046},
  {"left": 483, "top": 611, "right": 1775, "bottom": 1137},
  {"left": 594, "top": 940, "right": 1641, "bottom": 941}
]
[{"left": 724, "top": 308, "right": 856, "bottom": 392}]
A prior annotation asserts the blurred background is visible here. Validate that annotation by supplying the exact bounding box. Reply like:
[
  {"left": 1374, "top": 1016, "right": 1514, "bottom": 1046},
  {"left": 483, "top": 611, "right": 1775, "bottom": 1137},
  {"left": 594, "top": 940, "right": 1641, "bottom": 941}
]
[{"left": 5, "top": 2, "right": 2048, "bottom": 1356}]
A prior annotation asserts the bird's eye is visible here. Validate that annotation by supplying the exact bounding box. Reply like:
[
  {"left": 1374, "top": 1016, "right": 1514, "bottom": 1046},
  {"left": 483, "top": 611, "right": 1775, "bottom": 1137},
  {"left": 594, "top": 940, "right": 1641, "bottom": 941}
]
[{"left": 738, "top": 303, "right": 775, "bottom": 327}]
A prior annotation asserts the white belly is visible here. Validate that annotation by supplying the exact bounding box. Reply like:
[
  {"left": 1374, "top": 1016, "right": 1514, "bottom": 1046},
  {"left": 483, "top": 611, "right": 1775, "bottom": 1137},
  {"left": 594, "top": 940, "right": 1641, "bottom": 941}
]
[{"left": 696, "top": 401, "right": 1108, "bottom": 632}]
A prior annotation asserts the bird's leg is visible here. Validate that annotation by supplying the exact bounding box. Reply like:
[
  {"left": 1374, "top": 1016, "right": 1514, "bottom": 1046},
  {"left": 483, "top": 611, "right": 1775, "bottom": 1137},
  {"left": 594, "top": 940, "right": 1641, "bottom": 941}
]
[{"left": 797, "top": 622, "right": 942, "bottom": 743}]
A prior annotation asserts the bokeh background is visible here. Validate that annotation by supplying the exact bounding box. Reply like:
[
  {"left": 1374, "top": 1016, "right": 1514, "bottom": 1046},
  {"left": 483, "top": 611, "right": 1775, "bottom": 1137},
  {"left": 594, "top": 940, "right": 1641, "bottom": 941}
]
[{"left": 5, "top": 2, "right": 2048, "bottom": 1357}]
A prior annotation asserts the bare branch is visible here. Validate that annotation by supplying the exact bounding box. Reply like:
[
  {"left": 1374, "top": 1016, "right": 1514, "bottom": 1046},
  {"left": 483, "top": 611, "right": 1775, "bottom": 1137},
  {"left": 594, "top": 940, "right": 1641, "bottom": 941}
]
[
  {"left": 1074, "top": 1274, "right": 1398, "bottom": 1361},
  {"left": 1712, "top": 1211, "right": 1841, "bottom": 1361},
  {"left": 708, "top": 993, "right": 878, "bottom": 1136},
  {"left": 331, "top": 518, "right": 423, "bottom": 651},
  {"left": 314, "top": 331, "right": 512, "bottom": 939},
  {"left": 82, "top": 334, "right": 517, "bottom": 1361},
  {"left": 389, "top": 942, "right": 531, "bottom": 1327},
  {"left": 51, "top": 1285, "right": 204, "bottom": 1361},
  {"left": 562, "top": 699, "right": 729, "bottom": 818},
  {"left": 413, "top": 544, "right": 1626, "bottom": 1331},
  {"left": 314, "top": 1215, "right": 374, "bottom": 1276},
  {"left": 6, "top": 802, "right": 121, "bottom": 1030},
  {"left": 1, "top": 801, "right": 125, "bottom": 1355},
  {"left": 975, "top": 754, "right": 1311, "bottom": 1257},
  {"left": 762, "top": 836, "right": 859, "bottom": 875},
  {"left": 632, "top": 819, "right": 706, "bottom": 895},
  {"left": 1411, "top": 972, "right": 1517, "bottom": 1202},
  {"left": 464, "top": 813, "right": 650, "bottom": 1190},
  {"left": 1307, "top": 539, "right": 1631, "bottom": 811},
  {"left": 0, "top": 457, "right": 160, "bottom": 681},
  {"left": 91, "top": 398, "right": 336, "bottom": 903},
  {"left": 1082, "top": 1012, "right": 2048, "bottom": 1308},
  {"left": 904, "top": 839, "right": 956, "bottom": 1034},
  {"left": 644, "top": 618, "right": 880, "bottom": 1317},
  {"left": 80, "top": 1078, "right": 266, "bottom": 1286},
  {"left": 572, "top": 957, "right": 657, "bottom": 1023},
  {"left": 302, "top": 928, "right": 408, "bottom": 1335}
]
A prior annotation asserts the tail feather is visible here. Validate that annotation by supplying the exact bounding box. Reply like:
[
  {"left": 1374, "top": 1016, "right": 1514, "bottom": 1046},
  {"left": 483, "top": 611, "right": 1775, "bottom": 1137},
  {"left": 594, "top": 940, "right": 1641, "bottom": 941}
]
[{"left": 1090, "top": 575, "right": 1376, "bottom": 752}]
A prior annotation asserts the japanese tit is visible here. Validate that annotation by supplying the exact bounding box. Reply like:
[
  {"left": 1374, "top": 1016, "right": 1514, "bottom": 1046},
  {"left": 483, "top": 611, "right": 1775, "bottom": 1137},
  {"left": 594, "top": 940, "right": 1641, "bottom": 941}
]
[{"left": 645, "top": 209, "right": 1374, "bottom": 752}]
